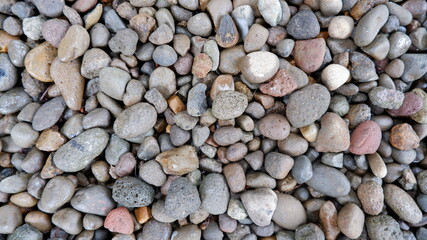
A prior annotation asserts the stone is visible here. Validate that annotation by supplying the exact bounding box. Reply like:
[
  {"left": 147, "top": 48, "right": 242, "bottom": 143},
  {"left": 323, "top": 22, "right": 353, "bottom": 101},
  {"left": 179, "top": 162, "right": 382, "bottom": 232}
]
[
  {"left": 349, "top": 120, "right": 381, "bottom": 155},
  {"left": 223, "top": 163, "right": 246, "bottom": 193},
  {"left": 149, "top": 67, "right": 176, "bottom": 99},
  {"left": 293, "top": 38, "right": 326, "bottom": 73},
  {"left": 58, "top": 25, "right": 90, "bottom": 62},
  {"left": 353, "top": 5, "right": 389, "bottom": 47},
  {"left": 387, "top": 93, "right": 423, "bottom": 117},
  {"left": 24, "top": 42, "right": 57, "bottom": 83},
  {"left": 31, "top": 97, "right": 65, "bottom": 131},
  {"left": 212, "top": 91, "right": 248, "bottom": 120},
  {"left": 368, "top": 87, "right": 404, "bottom": 109},
  {"left": 272, "top": 193, "right": 306, "bottom": 230},
  {"left": 258, "top": 0, "right": 281, "bottom": 26},
  {"left": 104, "top": 207, "right": 134, "bottom": 235},
  {"left": 112, "top": 176, "right": 155, "bottom": 208},
  {"left": 287, "top": 10, "right": 320, "bottom": 40},
  {"left": 10, "top": 122, "right": 39, "bottom": 148},
  {"left": 337, "top": 203, "right": 364, "bottom": 239},
  {"left": 286, "top": 84, "right": 330, "bottom": 128},
  {"left": 241, "top": 51, "right": 279, "bottom": 83},
  {"left": 199, "top": 173, "right": 229, "bottom": 215},
  {"left": 315, "top": 113, "right": 350, "bottom": 152},
  {"left": 38, "top": 176, "right": 75, "bottom": 214},
  {"left": 400, "top": 54, "right": 427, "bottom": 82},
  {"left": 361, "top": 34, "right": 390, "bottom": 60},
  {"left": 215, "top": 14, "right": 239, "bottom": 48},
  {"left": 42, "top": 19, "right": 69, "bottom": 48},
  {"left": 81, "top": 48, "right": 111, "bottom": 79},
  {"left": 0, "top": 88, "right": 30, "bottom": 115},
  {"left": 192, "top": 53, "right": 212, "bottom": 78},
  {"left": 50, "top": 58, "right": 84, "bottom": 110},
  {"left": 259, "top": 69, "right": 298, "bottom": 97},
  {"left": 129, "top": 13, "right": 156, "bottom": 43},
  {"left": 321, "top": 64, "right": 350, "bottom": 91},
  {"left": 113, "top": 103, "right": 157, "bottom": 138},
  {"left": 153, "top": 45, "right": 177, "bottom": 67},
  {"left": 139, "top": 219, "right": 171, "bottom": 240},
  {"left": 366, "top": 215, "right": 403, "bottom": 240},
  {"left": 219, "top": 45, "right": 246, "bottom": 75},
  {"left": 53, "top": 128, "right": 109, "bottom": 172},
  {"left": 241, "top": 188, "right": 277, "bottom": 227},
  {"left": 0, "top": 204, "right": 23, "bottom": 234},
  {"left": 149, "top": 24, "right": 173, "bottom": 45},
  {"left": 357, "top": 180, "right": 383, "bottom": 215},
  {"left": 71, "top": 185, "right": 115, "bottom": 216},
  {"left": 388, "top": 32, "right": 411, "bottom": 59},
  {"left": 155, "top": 145, "right": 199, "bottom": 175},
  {"left": 22, "top": 16, "right": 45, "bottom": 41},
  {"left": 328, "top": 16, "right": 353, "bottom": 39},
  {"left": 295, "top": 223, "right": 325, "bottom": 240},
  {"left": 306, "top": 164, "right": 351, "bottom": 197},
  {"left": 108, "top": 29, "right": 139, "bottom": 56},
  {"left": 207, "top": 0, "right": 233, "bottom": 28},
  {"left": 389, "top": 123, "right": 420, "bottom": 150},
  {"left": 0, "top": 54, "right": 17, "bottom": 92},
  {"left": 24, "top": 211, "right": 52, "bottom": 233},
  {"left": 244, "top": 24, "right": 269, "bottom": 52},
  {"left": 384, "top": 184, "right": 422, "bottom": 224},
  {"left": 99, "top": 67, "right": 131, "bottom": 101},
  {"left": 165, "top": 177, "right": 201, "bottom": 219},
  {"left": 410, "top": 88, "right": 427, "bottom": 123},
  {"left": 258, "top": 114, "right": 290, "bottom": 140},
  {"left": 187, "top": 13, "right": 212, "bottom": 37}
]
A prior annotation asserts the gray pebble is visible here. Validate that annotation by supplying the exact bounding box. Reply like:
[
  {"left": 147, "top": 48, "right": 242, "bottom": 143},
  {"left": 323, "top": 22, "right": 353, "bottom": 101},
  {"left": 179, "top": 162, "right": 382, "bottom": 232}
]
[
  {"left": 213, "top": 126, "right": 243, "bottom": 146},
  {"left": 350, "top": 52, "right": 378, "bottom": 82},
  {"left": 200, "top": 173, "right": 230, "bottom": 215},
  {"left": 287, "top": 10, "right": 320, "bottom": 40},
  {"left": 90, "top": 23, "right": 110, "bottom": 47},
  {"left": 11, "top": 2, "right": 35, "bottom": 19},
  {"left": 71, "top": 185, "right": 115, "bottom": 216},
  {"left": 291, "top": 155, "right": 313, "bottom": 184},
  {"left": 8, "top": 224, "right": 43, "bottom": 240},
  {"left": 306, "top": 163, "right": 351, "bottom": 197},
  {"left": 170, "top": 124, "right": 190, "bottom": 146},
  {"left": 353, "top": 5, "right": 389, "bottom": 47},
  {"left": 187, "top": 83, "right": 208, "bottom": 117},
  {"left": 137, "top": 136, "right": 160, "bottom": 160},
  {"left": 0, "top": 53, "right": 18, "bottom": 91},
  {"left": 321, "top": 152, "right": 343, "bottom": 168},
  {"left": 33, "top": 0, "right": 64, "bottom": 18},
  {"left": 38, "top": 176, "right": 75, "bottom": 213},
  {"left": 104, "top": 8, "right": 126, "bottom": 33},
  {"left": 139, "top": 160, "right": 167, "bottom": 186},
  {"left": 8, "top": 40, "right": 29, "bottom": 68},
  {"left": 174, "top": 111, "right": 198, "bottom": 130},
  {"left": 83, "top": 108, "right": 111, "bottom": 129},
  {"left": 108, "top": 28, "right": 139, "bottom": 56},
  {"left": 145, "top": 88, "right": 168, "bottom": 113},
  {"left": 152, "top": 45, "right": 178, "bottom": 66},
  {"left": 0, "top": 88, "right": 31, "bottom": 115},
  {"left": 295, "top": 223, "right": 325, "bottom": 240},
  {"left": 139, "top": 219, "right": 171, "bottom": 240},
  {"left": 400, "top": 54, "right": 427, "bottom": 82},
  {"left": 165, "top": 177, "right": 201, "bottom": 219},
  {"left": 212, "top": 90, "right": 248, "bottom": 120},
  {"left": 388, "top": 32, "right": 411, "bottom": 59},
  {"left": 112, "top": 176, "right": 155, "bottom": 207}
]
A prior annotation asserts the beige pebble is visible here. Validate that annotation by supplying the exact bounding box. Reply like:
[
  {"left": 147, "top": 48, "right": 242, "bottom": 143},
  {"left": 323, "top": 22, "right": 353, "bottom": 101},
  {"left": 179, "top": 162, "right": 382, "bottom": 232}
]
[{"left": 367, "top": 152, "right": 387, "bottom": 178}]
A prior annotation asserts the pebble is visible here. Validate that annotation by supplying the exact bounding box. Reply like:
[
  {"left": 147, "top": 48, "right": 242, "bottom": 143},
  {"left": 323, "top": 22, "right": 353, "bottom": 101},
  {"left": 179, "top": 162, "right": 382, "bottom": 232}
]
[
  {"left": 53, "top": 128, "right": 109, "bottom": 172},
  {"left": 232, "top": 5, "right": 254, "bottom": 39},
  {"left": 337, "top": 203, "right": 364, "bottom": 239},
  {"left": 155, "top": 145, "right": 199, "bottom": 175},
  {"left": 33, "top": 0, "right": 64, "bottom": 18},
  {"left": 258, "top": 114, "right": 290, "bottom": 140},
  {"left": 104, "top": 207, "right": 134, "bottom": 235},
  {"left": 153, "top": 45, "right": 177, "bottom": 67},
  {"left": 50, "top": 58, "right": 84, "bottom": 110},
  {"left": 293, "top": 38, "right": 325, "bottom": 73},
  {"left": 295, "top": 223, "right": 325, "bottom": 240},
  {"left": 212, "top": 90, "right": 248, "bottom": 120},
  {"left": 71, "top": 185, "right": 115, "bottom": 216},
  {"left": 38, "top": 176, "right": 75, "bottom": 213},
  {"left": 244, "top": 24, "right": 269, "bottom": 52},
  {"left": 25, "top": 211, "right": 52, "bottom": 233},
  {"left": 42, "top": 19, "right": 69, "bottom": 48},
  {"left": 129, "top": 13, "right": 156, "bottom": 43},
  {"left": 321, "top": 64, "right": 350, "bottom": 91},
  {"left": 81, "top": 48, "right": 111, "bottom": 79},
  {"left": 257, "top": 0, "right": 282, "bottom": 26},
  {"left": 400, "top": 54, "right": 427, "bottom": 82},
  {"left": 366, "top": 215, "right": 403, "bottom": 239},
  {"left": 384, "top": 59, "right": 404, "bottom": 78},
  {"left": 349, "top": 120, "right": 382, "bottom": 155},
  {"left": 241, "top": 188, "right": 277, "bottom": 227},
  {"left": 353, "top": 5, "right": 389, "bottom": 47},
  {"left": 22, "top": 16, "right": 45, "bottom": 40},
  {"left": 192, "top": 53, "right": 212, "bottom": 78},
  {"left": 315, "top": 112, "right": 350, "bottom": 152},
  {"left": 139, "top": 160, "right": 166, "bottom": 186},
  {"left": 213, "top": 127, "right": 243, "bottom": 146},
  {"left": 207, "top": 0, "right": 233, "bottom": 28},
  {"left": 112, "top": 176, "right": 155, "bottom": 207},
  {"left": 319, "top": 201, "right": 339, "bottom": 240},
  {"left": 99, "top": 67, "right": 131, "bottom": 101},
  {"left": 0, "top": 54, "right": 17, "bottom": 91},
  {"left": 287, "top": 10, "right": 320, "bottom": 40},
  {"left": 113, "top": 103, "right": 157, "bottom": 138},
  {"left": 139, "top": 219, "right": 171, "bottom": 240},
  {"left": 187, "top": 13, "right": 212, "bottom": 37},
  {"left": 410, "top": 88, "right": 427, "bottom": 123},
  {"left": 149, "top": 24, "right": 174, "bottom": 45},
  {"left": 272, "top": 193, "right": 306, "bottom": 230},
  {"left": 8, "top": 40, "right": 29, "bottom": 68},
  {"left": 0, "top": 204, "right": 23, "bottom": 234},
  {"left": 241, "top": 51, "right": 279, "bottom": 83},
  {"left": 361, "top": 34, "right": 390, "bottom": 61},
  {"left": 357, "top": 180, "right": 384, "bottom": 215},
  {"left": 259, "top": 69, "right": 298, "bottom": 97},
  {"left": 24, "top": 41, "right": 57, "bottom": 83},
  {"left": 165, "top": 177, "right": 200, "bottom": 219},
  {"left": 369, "top": 86, "right": 404, "bottom": 109},
  {"left": 219, "top": 45, "right": 246, "bottom": 75},
  {"left": 286, "top": 84, "right": 330, "bottom": 128},
  {"left": 306, "top": 164, "right": 351, "bottom": 197},
  {"left": 10, "top": 122, "right": 39, "bottom": 148},
  {"left": 91, "top": 23, "right": 110, "bottom": 47},
  {"left": 58, "top": 25, "right": 90, "bottom": 62},
  {"left": 388, "top": 32, "right": 411, "bottom": 60},
  {"left": 223, "top": 163, "right": 246, "bottom": 192},
  {"left": 389, "top": 123, "right": 420, "bottom": 150},
  {"left": 108, "top": 29, "right": 139, "bottom": 56},
  {"left": 149, "top": 67, "right": 176, "bottom": 99},
  {"left": 384, "top": 184, "right": 422, "bottom": 224}
]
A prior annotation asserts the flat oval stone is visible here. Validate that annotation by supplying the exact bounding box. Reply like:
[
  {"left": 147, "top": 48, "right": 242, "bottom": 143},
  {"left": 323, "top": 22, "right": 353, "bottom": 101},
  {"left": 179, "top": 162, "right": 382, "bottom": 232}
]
[
  {"left": 212, "top": 90, "right": 248, "bottom": 120},
  {"left": 353, "top": 5, "right": 389, "bottom": 47},
  {"left": 58, "top": 25, "right": 90, "bottom": 62},
  {"left": 293, "top": 38, "right": 326, "bottom": 73},
  {"left": 366, "top": 215, "right": 403, "bottom": 240},
  {"left": 0, "top": 87, "right": 31, "bottom": 115},
  {"left": 24, "top": 41, "right": 57, "bottom": 82},
  {"left": 384, "top": 184, "right": 422, "bottom": 224},
  {"left": 38, "top": 176, "right": 76, "bottom": 213},
  {"left": 70, "top": 185, "right": 115, "bottom": 216},
  {"left": 258, "top": 113, "right": 291, "bottom": 140},
  {"left": 400, "top": 54, "right": 427, "bottom": 82},
  {"left": 32, "top": 97, "right": 66, "bottom": 131},
  {"left": 306, "top": 164, "right": 351, "bottom": 197},
  {"left": 50, "top": 57, "right": 84, "bottom": 110},
  {"left": 349, "top": 120, "right": 382, "bottom": 155},
  {"left": 241, "top": 51, "right": 279, "bottom": 84},
  {"left": 272, "top": 193, "right": 307, "bottom": 230},
  {"left": 286, "top": 84, "right": 331, "bottom": 128},
  {"left": 113, "top": 102, "right": 157, "bottom": 138},
  {"left": 53, "top": 128, "right": 109, "bottom": 172}
]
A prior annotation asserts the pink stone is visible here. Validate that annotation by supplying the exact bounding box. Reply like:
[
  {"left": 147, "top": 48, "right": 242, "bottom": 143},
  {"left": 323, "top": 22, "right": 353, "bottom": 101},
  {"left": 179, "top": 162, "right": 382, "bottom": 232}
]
[
  {"left": 293, "top": 38, "right": 326, "bottom": 73},
  {"left": 387, "top": 93, "right": 423, "bottom": 117},
  {"left": 259, "top": 69, "right": 298, "bottom": 97},
  {"left": 349, "top": 120, "right": 382, "bottom": 155},
  {"left": 104, "top": 207, "right": 134, "bottom": 234}
]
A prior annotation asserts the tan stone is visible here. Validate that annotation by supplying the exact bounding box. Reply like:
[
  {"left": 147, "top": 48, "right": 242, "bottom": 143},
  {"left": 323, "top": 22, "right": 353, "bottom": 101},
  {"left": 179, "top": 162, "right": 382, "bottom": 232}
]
[
  {"left": 25, "top": 211, "right": 52, "bottom": 233},
  {"left": 58, "top": 25, "right": 90, "bottom": 62},
  {"left": 24, "top": 42, "right": 57, "bottom": 82},
  {"left": 367, "top": 153, "right": 387, "bottom": 178},
  {"left": 10, "top": 192, "right": 38, "bottom": 208},
  {"left": 0, "top": 30, "right": 20, "bottom": 53},
  {"left": 210, "top": 75, "right": 234, "bottom": 100},
  {"left": 40, "top": 153, "right": 64, "bottom": 179},
  {"left": 36, "top": 128, "right": 67, "bottom": 152},
  {"left": 134, "top": 207, "right": 152, "bottom": 224},
  {"left": 155, "top": 145, "right": 199, "bottom": 175},
  {"left": 167, "top": 95, "right": 186, "bottom": 114},
  {"left": 319, "top": 201, "right": 340, "bottom": 240}
]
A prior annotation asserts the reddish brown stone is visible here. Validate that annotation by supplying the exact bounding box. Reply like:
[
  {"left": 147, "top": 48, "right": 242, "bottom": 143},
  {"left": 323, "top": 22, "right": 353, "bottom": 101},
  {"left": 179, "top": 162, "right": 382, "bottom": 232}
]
[
  {"left": 293, "top": 38, "right": 326, "bottom": 73},
  {"left": 389, "top": 123, "right": 420, "bottom": 150},
  {"left": 350, "top": 0, "right": 375, "bottom": 20},
  {"left": 259, "top": 69, "right": 298, "bottom": 97},
  {"left": 387, "top": 93, "right": 423, "bottom": 117},
  {"left": 192, "top": 53, "right": 212, "bottom": 78},
  {"left": 114, "top": 152, "right": 137, "bottom": 177},
  {"left": 349, "top": 120, "right": 382, "bottom": 155},
  {"left": 104, "top": 207, "right": 134, "bottom": 234}
]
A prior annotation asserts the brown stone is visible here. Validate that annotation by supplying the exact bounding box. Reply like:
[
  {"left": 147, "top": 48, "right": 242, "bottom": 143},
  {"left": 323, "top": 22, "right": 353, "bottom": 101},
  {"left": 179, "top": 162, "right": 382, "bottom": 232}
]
[
  {"left": 24, "top": 42, "right": 57, "bottom": 82},
  {"left": 293, "top": 38, "right": 326, "bottom": 73},
  {"left": 57, "top": 25, "right": 90, "bottom": 62},
  {"left": 134, "top": 207, "right": 151, "bottom": 224},
  {"left": 0, "top": 30, "right": 20, "bottom": 53},
  {"left": 129, "top": 13, "right": 156, "bottom": 43},
  {"left": 349, "top": 120, "right": 382, "bottom": 155},
  {"left": 167, "top": 95, "right": 186, "bottom": 114},
  {"left": 223, "top": 163, "right": 246, "bottom": 193},
  {"left": 210, "top": 75, "right": 234, "bottom": 100},
  {"left": 357, "top": 180, "right": 384, "bottom": 216},
  {"left": 350, "top": 0, "right": 374, "bottom": 20},
  {"left": 215, "top": 15, "right": 239, "bottom": 48},
  {"left": 192, "top": 53, "right": 212, "bottom": 78},
  {"left": 40, "top": 154, "right": 64, "bottom": 179},
  {"left": 315, "top": 113, "right": 350, "bottom": 153},
  {"left": 254, "top": 93, "right": 275, "bottom": 109},
  {"left": 10, "top": 192, "right": 38, "bottom": 208},
  {"left": 337, "top": 203, "right": 364, "bottom": 239},
  {"left": 25, "top": 211, "right": 52, "bottom": 233},
  {"left": 258, "top": 113, "right": 291, "bottom": 140},
  {"left": 35, "top": 128, "right": 67, "bottom": 152},
  {"left": 389, "top": 123, "right": 420, "bottom": 150},
  {"left": 155, "top": 145, "right": 199, "bottom": 175},
  {"left": 259, "top": 69, "right": 298, "bottom": 97},
  {"left": 319, "top": 201, "right": 340, "bottom": 240}
]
